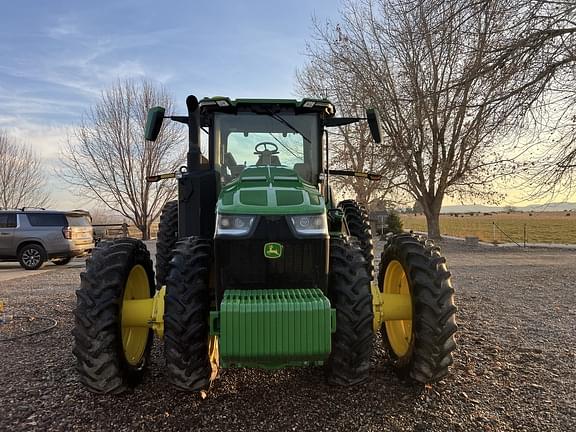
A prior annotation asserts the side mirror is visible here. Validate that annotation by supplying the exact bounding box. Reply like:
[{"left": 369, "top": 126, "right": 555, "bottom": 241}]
[
  {"left": 145, "top": 106, "right": 166, "bottom": 141},
  {"left": 366, "top": 108, "right": 382, "bottom": 144}
]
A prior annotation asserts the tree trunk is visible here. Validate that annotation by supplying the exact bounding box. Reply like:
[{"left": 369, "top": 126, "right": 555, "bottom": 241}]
[
  {"left": 420, "top": 195, "right": 443, "bottom": 239},
  {"left": 425, "top": 209, "right": 442, "bottom": 239},
  {"left": 139, "top": 223, "right": 150, "bottom": 240}
]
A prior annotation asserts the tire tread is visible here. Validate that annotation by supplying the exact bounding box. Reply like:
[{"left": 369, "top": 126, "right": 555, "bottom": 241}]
[
  {"left": 72, "top": 238, "right": 154, "bottom": 394},
  {"left": 378, "top": 234, "right": 457, "bottom": 384}
]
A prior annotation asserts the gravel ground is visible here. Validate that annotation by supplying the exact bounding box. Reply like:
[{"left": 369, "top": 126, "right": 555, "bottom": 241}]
[{"left": 0, "top": 239, "right": 575, "bottom": 431}]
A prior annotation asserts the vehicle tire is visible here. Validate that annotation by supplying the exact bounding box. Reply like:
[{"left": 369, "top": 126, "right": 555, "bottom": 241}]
[
  {"left": 52, "top": 257, "right": 72, "bottom": 266},
  {"left": 72, "top": 238, "right": 155, "bottom": 394},
  {"left": 325, "top": 238, "right": 374, "bottom": 385},
  {"left": 338, "top": 200, "right": 374, "bottom": 280},
  {"left": 18, "top": 244, "right": 46, "bottom": 270},
  {"left": 378, "top": 233, "right": 457, "bottom": 383},
  {"left": 164, "top": 237, "right": 217, "bottom": 392},
  {"left": 156, "top": 200, "right": 178, "bottom": 287}
]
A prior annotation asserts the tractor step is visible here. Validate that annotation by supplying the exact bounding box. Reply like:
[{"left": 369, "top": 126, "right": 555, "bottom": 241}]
[{"left": 210, "top": 289, "right": 335, "bottom": 368}]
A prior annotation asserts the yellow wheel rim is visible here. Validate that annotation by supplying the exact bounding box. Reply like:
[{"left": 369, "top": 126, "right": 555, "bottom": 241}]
[
  {"left": 209, "top": 335, "right": 220, "bottom": 382},
  {"left": 121, "top": 264, "right": 150, "bottom": 366},
  {"left": 383, "top": 260, "right": 413, "bottom": 357}
]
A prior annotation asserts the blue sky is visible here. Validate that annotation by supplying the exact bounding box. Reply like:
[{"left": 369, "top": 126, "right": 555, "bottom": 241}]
[
  {"left": 2, "top": 1, "right": 570, "bottom": 209},
  {"left": 0, "top": 0, "right": 341, "bottom": 208}
]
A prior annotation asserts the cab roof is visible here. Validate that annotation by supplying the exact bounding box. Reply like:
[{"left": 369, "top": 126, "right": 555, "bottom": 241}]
[{"left": 198, "top": 96, "right": 336, "bottom": 117}]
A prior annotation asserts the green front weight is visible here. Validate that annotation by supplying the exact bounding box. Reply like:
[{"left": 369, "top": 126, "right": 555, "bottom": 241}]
[{"left": 210, "top": 289, "right": 336, "bottom": 368}]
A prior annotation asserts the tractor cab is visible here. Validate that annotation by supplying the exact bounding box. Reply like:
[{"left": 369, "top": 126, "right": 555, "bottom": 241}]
[{"left": 199, "top": 97, "right": 332, "bottom": 186}]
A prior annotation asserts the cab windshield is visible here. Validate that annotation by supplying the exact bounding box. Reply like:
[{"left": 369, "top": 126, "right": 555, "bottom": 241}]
[{"left": 213, "top": 112, "right": 320, "bottom": 184}]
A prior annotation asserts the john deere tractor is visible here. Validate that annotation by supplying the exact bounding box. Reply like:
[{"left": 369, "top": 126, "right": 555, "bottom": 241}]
[{"left": 72, "top": 95, "right": 457, "bottom": 394}]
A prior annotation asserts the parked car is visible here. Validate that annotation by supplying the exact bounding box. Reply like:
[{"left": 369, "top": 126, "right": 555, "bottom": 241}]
[{"left": 0, "top": 208, "right": 94, "bottom": 270}]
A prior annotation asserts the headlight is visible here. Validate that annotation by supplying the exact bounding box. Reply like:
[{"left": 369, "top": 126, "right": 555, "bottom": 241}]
[
  {"left": 216, "top": 214, "right": 256, "bottom": 236},
  {"left": 288, "top": 214, "right": 328, "bottom": 236}
]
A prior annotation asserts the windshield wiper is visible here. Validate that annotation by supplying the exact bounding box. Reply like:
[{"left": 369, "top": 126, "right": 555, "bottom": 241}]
[
  {"left": 267, "top": 133, "right": 303, "bottom": 160},
  {"left": 263, "top": 109, "right": 311, "bottom": 143}
]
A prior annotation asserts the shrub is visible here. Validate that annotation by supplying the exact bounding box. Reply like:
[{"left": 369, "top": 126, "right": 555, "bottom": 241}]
[{"left": 386, "top": 210, "right": 404, "bottom": 234}]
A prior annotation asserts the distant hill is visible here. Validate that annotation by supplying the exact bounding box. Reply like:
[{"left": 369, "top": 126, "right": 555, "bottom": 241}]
[{"left": 440, "top": 202, "right": 576, "bottom": 213}]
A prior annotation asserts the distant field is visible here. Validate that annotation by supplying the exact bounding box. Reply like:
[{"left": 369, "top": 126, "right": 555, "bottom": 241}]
[{"left": 401, "top": 211, "right": 576, "bottom": 244}]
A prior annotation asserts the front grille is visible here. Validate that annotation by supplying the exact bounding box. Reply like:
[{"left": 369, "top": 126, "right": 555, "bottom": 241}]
[{"left": 215, "top": 216, "right": 328, "bottom": 294}]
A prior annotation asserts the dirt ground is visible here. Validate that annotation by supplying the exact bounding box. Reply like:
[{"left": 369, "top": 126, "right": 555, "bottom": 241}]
[{"left": 0, "top": 240, "right": 575, "bottom": 431}]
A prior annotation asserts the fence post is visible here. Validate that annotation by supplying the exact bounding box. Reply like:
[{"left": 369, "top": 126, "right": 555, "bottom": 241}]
[
  {"left": 523, "top": 223, "right": 527, "bottom": 248},
  {"left": 493, "top": 222, "right": 496, "bottom": 244}
]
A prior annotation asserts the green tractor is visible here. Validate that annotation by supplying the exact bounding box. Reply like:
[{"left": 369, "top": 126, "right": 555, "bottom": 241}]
[{"left": 72, "top": 95, "right": 457, "bottom": 393}]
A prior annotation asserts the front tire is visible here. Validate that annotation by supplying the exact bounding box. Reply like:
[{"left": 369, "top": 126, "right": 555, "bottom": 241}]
[
  {"left": 325, "top": 238, "right": 374, "bottom": 385},
  {"left": 164, "top": 237, "right": 216, "bottom": 392},
  {"left": 378, "top": 234, "right": 457, "bottom": 383},
  {"left": 72, "top": 239, "right": 155, "bottom": 394},
  {"left": 52, "top": 257, "right": 72, "bottom": 266}
]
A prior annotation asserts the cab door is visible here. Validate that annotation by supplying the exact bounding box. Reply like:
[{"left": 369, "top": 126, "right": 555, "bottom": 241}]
[{"left": 0, "top": 213, "right": 17, "bottom": 257}]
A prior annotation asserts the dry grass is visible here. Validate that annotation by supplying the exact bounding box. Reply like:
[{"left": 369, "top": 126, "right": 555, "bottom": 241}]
[{"left": 401, "top": 211, "right": 576, "bottom": 244}]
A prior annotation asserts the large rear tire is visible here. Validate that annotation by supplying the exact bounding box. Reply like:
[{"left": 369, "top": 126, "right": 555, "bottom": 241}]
[
  {"left": 378, "top": 234, "right": 457, "bottom": 383},
  {"left": 156, "top": 200, "right": 178, "bottom": 287},
  {"left": 325, "top": 238, "right": 374, "bottom": 385},
  {"left": 338, "top": 200, "right": 374, "bottom": 280},
  {"left": 164, "top": 237, "right": 217, "bottom": 391},
  {"left": 72, "top": 239, "right": 155, "bottom": 394}
]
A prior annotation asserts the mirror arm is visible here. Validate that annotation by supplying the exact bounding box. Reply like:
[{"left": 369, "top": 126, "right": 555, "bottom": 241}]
[
  {"left": 325, "top": 169, "right": 382, "bottom": 181},
  {"left": 169, "top": 116, "right": 189, "bottom": 124},
  {"left": 323, "top": 117, "right": 364, "bottom": 127}
]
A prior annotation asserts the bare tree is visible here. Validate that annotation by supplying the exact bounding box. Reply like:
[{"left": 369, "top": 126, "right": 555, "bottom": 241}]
[
  {"left": 484, "top": 1, "right": 576, "bottom": 200},
  {"left": 517, "top": 88, "right": 576, "bottom": 201},
  {"left": 0, "top": 130, "right": 50, "bottom": 209},
  {"left": 60, "top": 79, "right": 185, "bottom": 239},
  {"left": 304, "top": 0, "right": 576, "bottom": 238},
  {"left": 296, "top": 58, "right": 402, "bottom": 207}
]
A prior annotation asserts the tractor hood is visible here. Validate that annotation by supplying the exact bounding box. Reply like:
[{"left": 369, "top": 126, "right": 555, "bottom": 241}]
[{"left": 217, "top": 166, "right": 325, "bottom": 215}]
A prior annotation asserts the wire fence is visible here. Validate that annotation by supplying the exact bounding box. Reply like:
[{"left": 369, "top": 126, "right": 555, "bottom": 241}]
[
  {"left": 399, "top": 212, "right": 576, "bottom": 245},
  {"left": 92, "top": 223, "right": 159, "bottom": 241},
  {"left": 491, "top": 222, "right": 525, "bottom": 247}
]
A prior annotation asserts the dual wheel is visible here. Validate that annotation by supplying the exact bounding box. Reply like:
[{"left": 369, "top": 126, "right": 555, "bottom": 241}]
[
  {"left": 72, "top": 237, "right": 219, "bottom": 394},
  {"left": 341, "top": 201, "right": 457, "bottom": 384}
]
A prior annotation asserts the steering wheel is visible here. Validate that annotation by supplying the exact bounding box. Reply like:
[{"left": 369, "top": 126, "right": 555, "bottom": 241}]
[{"left": 254, "top": 142, "right": 279, "bottom": 155}]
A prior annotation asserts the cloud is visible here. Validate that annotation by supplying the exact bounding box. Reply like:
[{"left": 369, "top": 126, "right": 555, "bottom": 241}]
[
  {"left": 1, "top": 119, "right": 72, "bottom": 159},
  {"left": 0, "top": 118, "right": 84, "bottom": 210},
  {"left": 0, "top": 90, "right": 87, "bottom": 123},
  {"left": 46, "top": 16, "right": 79, "bottom": 39}
]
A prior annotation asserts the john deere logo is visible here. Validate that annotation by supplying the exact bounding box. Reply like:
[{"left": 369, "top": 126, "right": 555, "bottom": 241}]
[{"left": 264, "top": 242, "right": 283, "bottom": 259}]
